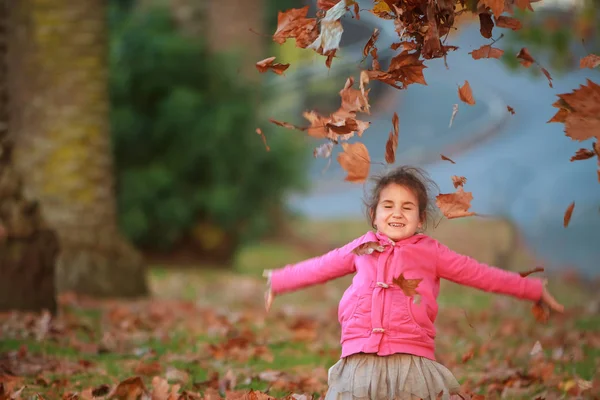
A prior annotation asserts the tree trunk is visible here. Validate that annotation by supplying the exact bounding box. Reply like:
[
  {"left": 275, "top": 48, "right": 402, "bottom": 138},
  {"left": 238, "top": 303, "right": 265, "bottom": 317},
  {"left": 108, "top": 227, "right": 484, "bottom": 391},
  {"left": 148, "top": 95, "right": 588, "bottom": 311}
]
[
  {"left": 7, "top": 0, "right": 148, "bottom": 297},
  {"left": 0, "top": 0, "right": 58, "bottom": 313}
]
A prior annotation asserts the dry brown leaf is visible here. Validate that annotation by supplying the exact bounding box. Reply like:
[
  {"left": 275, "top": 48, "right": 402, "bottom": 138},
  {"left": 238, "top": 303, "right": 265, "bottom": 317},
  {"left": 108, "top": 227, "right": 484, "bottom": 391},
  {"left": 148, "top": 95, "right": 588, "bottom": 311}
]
[
  {"left": 507, "top": 105, "right": 515, "bottom": 114},
  {"left": 337, "top": 142, "right": 370, "bottom": 183},
  {"left": 570, "top": 148, "right": 595, "bottom": 162},
  {"left": 387, "top": 50, "right": 428, "bottom": 87},
  {"left": 469, "top": 44, "right": 504, "bottom": 60},
  {"left": 580, "top": 54, "right": 600, "bottom": 69},
  {"left": 392, "top": 273, "right": 423, "bottom": 297},
  {"left": 458, "top": 81, "right": 476, "bottom": 105},
  {"left": 385, "top": 112, "right": 399, "bottom": 164},
  {"left": 273, "top": 7, "right": 318, "bottom": 47},
  {"left": 541, "top": 67, "right": 553, "bottom": 88},
  {"left": 517, "top": 48, "right": 535, "bottom": 68},
  {"left": 495, "top": 16, "right": 522, "bottom": 30},
  {"left": 519, "top": 266, "right": 544, "bottom": 277},
  {"left": 478, "top": 12, "right": 494, "bottom": 39},
  {"left": 313, "top": 142, "right": 334, "bottom": 159},
  {"left": 255, "top": 57, "right": 290, "bottom": 75},
  {"left": 269, "top": 118, "right": 306, "bottom": 131},
  {"left": 436, "top": 187, "right": 476, "bottom": 219},
  {"left": 352, "top": 241, "right": 385, "bottom": 255},
  {"left": 441, "top": 154, "right": 456, "bottom": 164},
  {"left": 547, "top": 108, "right": 568, "bottom": 124},
  {"left": 255, "top": 128, "right": 270, "bottom": 152},
  {"left": 553, "top": 79, "right": 600, "bottom": 141},
  {"left": 564, "top": 202, "right": 575, "bottom": 228},
  {"left": 363, "top": 29, "right": 380, "bottom": 59},
  {"left": 452, "top": 176, "right": 467, "bottom": 188},
  {"left": 532, "top": 302, "right": 549, "bottom": 323},
  {"left": 479, "top": 0, "right": 504, "bottom": 18}
]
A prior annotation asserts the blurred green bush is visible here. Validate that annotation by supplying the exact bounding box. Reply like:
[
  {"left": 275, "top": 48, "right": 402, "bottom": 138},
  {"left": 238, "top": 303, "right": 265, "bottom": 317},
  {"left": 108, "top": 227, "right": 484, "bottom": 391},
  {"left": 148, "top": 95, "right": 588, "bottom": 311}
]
[{"left": 108, "top": 3, "right": 309, "bottom": 258}]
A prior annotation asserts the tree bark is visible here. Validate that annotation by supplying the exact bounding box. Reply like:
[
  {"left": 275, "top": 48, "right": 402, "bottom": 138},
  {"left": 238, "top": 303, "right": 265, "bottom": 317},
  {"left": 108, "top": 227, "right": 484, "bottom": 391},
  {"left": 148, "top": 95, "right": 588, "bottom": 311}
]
[
  {"left": 0, "top": 0, "right": 58, "bottom": 313},
  {"left": 7, "top": 0, "right": 148, "bottom": 297}
]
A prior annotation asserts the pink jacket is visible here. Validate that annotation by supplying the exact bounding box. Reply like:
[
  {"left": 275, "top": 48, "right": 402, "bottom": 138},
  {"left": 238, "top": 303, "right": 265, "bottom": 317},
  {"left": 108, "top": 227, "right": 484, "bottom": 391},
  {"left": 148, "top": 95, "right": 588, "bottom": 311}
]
[{"left": 270, "top": 231, "right": 544, "bottom": 361}]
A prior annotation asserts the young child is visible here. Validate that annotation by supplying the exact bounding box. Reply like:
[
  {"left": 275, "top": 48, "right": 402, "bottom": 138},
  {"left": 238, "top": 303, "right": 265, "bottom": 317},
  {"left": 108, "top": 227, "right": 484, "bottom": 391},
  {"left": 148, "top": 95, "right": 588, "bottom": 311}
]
[{"left": 263, "top": 166, "right": 564, "bottom": 400}]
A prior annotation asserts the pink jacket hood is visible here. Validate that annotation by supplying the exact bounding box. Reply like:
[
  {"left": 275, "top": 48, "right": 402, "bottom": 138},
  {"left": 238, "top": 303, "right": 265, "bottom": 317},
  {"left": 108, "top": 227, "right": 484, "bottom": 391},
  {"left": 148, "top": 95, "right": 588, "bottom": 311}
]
[{"left": 270, "top": 231, "right": 544, "bottom": 361}]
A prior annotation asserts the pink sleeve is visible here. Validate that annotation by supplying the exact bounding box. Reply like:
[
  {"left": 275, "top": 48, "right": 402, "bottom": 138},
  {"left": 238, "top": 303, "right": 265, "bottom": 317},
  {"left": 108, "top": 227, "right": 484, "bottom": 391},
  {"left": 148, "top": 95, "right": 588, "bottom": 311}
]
[
  {"left": 270, "top": 240, "right": 358, "bottom": 295},
  {"left": 436, "top": 242, "right": 543, "bottom": 302}
]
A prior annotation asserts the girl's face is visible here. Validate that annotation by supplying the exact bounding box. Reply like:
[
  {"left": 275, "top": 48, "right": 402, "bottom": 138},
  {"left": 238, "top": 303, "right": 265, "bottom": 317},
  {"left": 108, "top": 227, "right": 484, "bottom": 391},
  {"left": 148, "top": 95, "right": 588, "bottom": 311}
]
[{"left": 373, "top": 183, "right": 423, "bottom": 241}]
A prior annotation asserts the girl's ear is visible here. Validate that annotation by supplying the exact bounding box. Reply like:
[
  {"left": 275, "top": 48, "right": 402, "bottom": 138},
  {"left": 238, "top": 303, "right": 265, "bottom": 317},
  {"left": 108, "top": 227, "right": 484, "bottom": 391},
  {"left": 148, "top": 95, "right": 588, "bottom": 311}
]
[{"left": 369, "top": 208, "right": 376, "bottom": 227}]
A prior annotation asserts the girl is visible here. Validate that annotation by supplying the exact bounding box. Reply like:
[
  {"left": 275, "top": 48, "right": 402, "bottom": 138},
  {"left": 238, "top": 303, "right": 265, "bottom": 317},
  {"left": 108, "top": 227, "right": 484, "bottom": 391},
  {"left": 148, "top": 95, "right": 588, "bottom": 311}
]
[{"left": 263, "top": 166, "right": 563, "bottom": 400}]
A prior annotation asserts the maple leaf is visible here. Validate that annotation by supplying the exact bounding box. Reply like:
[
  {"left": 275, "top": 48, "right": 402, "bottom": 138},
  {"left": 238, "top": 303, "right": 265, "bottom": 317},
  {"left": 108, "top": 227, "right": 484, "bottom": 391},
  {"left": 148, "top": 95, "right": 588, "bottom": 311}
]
[
  {"left": 516, "top": 47, "right": 535, "bottom": 68},
  {"left": 458, "top": 81, "right": 476, "bottom": 105},
  {"left": 478, "top": 13, "right": 494, "bottom": 39},
  {"left": 352, "top": 241, "right": 385, "bottom": 255},
  {"left": 337, "top": 142, "right": 370, "bottom": 183},
  {"left": 570, "top": 148, "right": 595, "bottom": 162},
  {"left": 564, "top": 201, "right": 575, "bottom": 227},
  {"left": 478, "top": 0, "right": 504, "bottom": 18},
  {"left": 507, "top": 105, "right": 515, "bottom": 114},
  {"left": 385, "top": 112, "right": 399, "bottom": 164},
  {"left": 518, "top": 266, "right": 544, "bottom": 277},
  {"left": 452, "top": 175, "right": 467, "bottom": 188},
  {"left": 580, "top": 54, "right": 600, "bottom": 69},
  {"left": 317, "top": 0, "right": 338, "bottom": 10},
  {"left": 255, "top": 57, "right": 290, "bottom": 75},
  {"left": 387, "top": 50, "right": 428, "bottom": 87},
  {"left": 436, "top": 187, "right": 476, "bottom": 219},
  {"left": 448, "top": 104, "right": 459, "bottom": 128},
  {"left": 273, "top": 7, "right": 318, "bottom": 47},
  {"left": 469, "top": 44, "right": 504, "bottom": 60},
  {"left": 441, "top": 154, "right": 456, "bottom": 164},
  {"left": 495, "top": 16, "right": 522, "bottom": 30},
  {"left": 552, "top": 79, "right": 600, "bottom": 141},
  {"left": 392, "top": 273, "right": 422, "bottom": 297},
  {"left": 255, "top": 128, "right": 270, "bottom": 152}
]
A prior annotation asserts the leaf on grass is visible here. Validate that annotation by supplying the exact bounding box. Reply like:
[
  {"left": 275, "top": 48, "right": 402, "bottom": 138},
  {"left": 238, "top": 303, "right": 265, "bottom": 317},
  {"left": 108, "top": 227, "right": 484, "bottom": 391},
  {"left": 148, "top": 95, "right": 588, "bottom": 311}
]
[
  {"left": 517, "top": 47, "right": 535, "bottom": 68},
  {"left": 273, "top": 7, "right": 318, "bottom": 47},
  {"left": 441, "top": 154, "right": 456, "bottom": 164},
  {"left": 530, "top": 340, "right": 543, "bottom": 356},
  {"left": 352, "top": 241, "right": 385, "bottom": 255},
  {"left": 564, "top": 202, "right": 575, "bottom": 228},
  {"left": 469, "top": 44, "right": 504, "bottom": 60},
  {"left": 255, "top": 57, "right": 290, "bottom": 75},
  {"left": 507, "top": 105, "right": 515, "bottom": 114},
  {"left": 580, "top": 54, "right": 600, "bottom": 69},
  {"left": 385, "top": 112, "right": 399, "bottom": 164},
  {"left": 458, "top": 81, "right": 475, "bottom": 105},
  {"left": 337, "top": 142, "right": 370, "bottom": 183},
  {"left": 532, "top": 302, "right": 549, "bottom": 323},
  {"left": 436, "top": 187, "right": 476, "bottom": 219},
  {"left": 570, "top": 148, "right": 595, "bottom": 162},
  {"left": 452, "top": 176, "right": 467, "bottom": 188},
  {"left": 384, "top": 50, "right": 428, "bottom": 87},
  {"left": 495, "top": 16, "right": 522, "bottom": 30},
  {"left": 519, "top": 266, "right": 544, "bottom": 277},
  {"left": 514, "top": 0, "right": 534, "bottom": 11},
  {"left": 393, "top": 273, "right": 423, "bottom": 297},
  {"left": 256, "top": 128, "right": 270, "bottom": 152}
]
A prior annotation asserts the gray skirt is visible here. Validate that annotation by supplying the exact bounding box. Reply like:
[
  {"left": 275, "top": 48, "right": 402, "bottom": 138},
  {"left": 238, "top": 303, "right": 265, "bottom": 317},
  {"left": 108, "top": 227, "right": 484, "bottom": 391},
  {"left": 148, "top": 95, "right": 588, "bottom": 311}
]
[{"left": 325, "top": 353, "right": 461, "bottom": 400}]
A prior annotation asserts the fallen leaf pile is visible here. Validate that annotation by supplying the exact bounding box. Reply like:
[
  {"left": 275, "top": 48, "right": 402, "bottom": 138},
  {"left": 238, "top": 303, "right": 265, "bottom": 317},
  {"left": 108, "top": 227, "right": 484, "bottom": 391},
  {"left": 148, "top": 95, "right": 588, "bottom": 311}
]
[{"left": 259, "top": 0, "right": 599, "bottom": 228}]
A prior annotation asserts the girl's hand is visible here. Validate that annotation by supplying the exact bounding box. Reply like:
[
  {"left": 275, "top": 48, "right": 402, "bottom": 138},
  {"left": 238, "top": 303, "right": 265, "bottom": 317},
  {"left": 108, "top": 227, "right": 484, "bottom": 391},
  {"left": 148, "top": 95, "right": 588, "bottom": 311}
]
[
  {"left": 263, "top": 269, "right": 273, "bottom": 312},
  {"left": 541, "top": 286, "right": 564, "bottom": 313}
]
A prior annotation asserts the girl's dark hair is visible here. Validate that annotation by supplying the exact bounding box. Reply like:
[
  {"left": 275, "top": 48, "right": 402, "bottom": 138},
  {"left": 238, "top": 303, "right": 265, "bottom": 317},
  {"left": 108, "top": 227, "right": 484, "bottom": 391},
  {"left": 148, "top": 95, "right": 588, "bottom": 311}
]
[{"left": 364, "top": 166, "right": 439, "bottom": 231}]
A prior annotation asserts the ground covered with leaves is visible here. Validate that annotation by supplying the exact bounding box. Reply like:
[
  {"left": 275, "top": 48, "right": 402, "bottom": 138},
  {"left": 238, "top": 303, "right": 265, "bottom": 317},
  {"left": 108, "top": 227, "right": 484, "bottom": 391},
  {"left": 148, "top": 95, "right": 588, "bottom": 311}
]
[{"left": 1, "top": 221, "right": 599, "bottom": 400}]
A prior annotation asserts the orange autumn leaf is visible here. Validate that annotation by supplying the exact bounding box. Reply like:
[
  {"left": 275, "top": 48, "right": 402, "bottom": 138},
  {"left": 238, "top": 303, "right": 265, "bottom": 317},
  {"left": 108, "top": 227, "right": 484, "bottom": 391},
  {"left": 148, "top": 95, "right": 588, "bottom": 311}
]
[
  {"left": 517, "top": 47, "right": 536, "bottom": 68},
  {"left": 570, "top": 148, "right": 595, "bottom": 162},
  {"left": 441, "top": 154, "right": 456, "bottom": 164},
  {"left": 478, "top": 12, "right": 494, "bottom": 39},
  {"left": 541, "top": 67, "right": 553, "bottom": 88},
  {"left": 255, "top": 57, "right": 290, "bottom": 75},
  {"left": 352, "top": 241, "right": 385, "bottom": 255},
  {"left": 393, "top": 273, "right": 423, "bottom": 297},
  {"left": 580, "top": 54, "right": 600, "bottom": 69},
  {"left": 478, "top": 0, "right": 504, "bottom": 19},
  {"left": 507, "top": 105, "right": 515, "bottom": 114},
  {"left": 469, "top": 44, "right": 504, "bottom": 60},
  {"left": 337, "top": 142, "right": 370, "bottom": 183},
  {"left": 519, "top": 266, "right": 545, "bottom": 277},
  {"left": 564, "top": 202, "right": 575, "bottom": 227},
  {"left": 452, "top": 175, "right": 467, "bottom": 188},
  {"left": 552, "top": 79, "right": 600, "bottom": 142},
  {"left": 532, "top": 302, "right": 549, "bottom": 323},
  {"left": 269, "top": 118, "right": 306, "bottom": 131},
  {"left": 363, "top": 28, "right": 380, "bottom": 59},
  {"left": 495, "top": 16, "right": 522, "bottom": 30},
  {"left": 458, "top": 81, "right": 475, "bottom": 105},
  {"left": 385, "top": 112, "right": 399, "bottom": 164},
  {"left": 436, "top": 187, "right": 476, "bottom": 219}
]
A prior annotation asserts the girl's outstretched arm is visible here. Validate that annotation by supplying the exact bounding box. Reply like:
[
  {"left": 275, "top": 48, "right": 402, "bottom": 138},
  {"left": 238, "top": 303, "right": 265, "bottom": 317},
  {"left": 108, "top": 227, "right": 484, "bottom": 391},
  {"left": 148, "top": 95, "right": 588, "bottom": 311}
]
[
  {"left": 267, "top": 237, "right": 363, "bottom": 296},
  {"left": 435, "top": 242, "right": 545, "bottom": 302}
]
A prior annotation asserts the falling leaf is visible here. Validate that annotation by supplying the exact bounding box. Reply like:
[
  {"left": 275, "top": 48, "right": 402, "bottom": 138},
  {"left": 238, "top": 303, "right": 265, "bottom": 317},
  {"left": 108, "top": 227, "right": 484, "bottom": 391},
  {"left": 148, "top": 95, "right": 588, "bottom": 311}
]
[
  {"left": 269, "top": 118, "right": 306, "bottom": 131},
  {"left": 469, "top": 44, "right": 504, "bottom": 60},
  {"left": 337, "top": 142, "right": 370, "bottom": 183},
  {"left": 479, "top": 0, "right": 504, "bottom": 18},
  {"left": 256, "top": 128, "right": 270, "bottom": 152},
  {"left": 363, "top": 29, "right": 380, "bottom": 59},
  {"left": 564, "top": 202, "right": 575, "bottom": 227},
  {"left": 532, "top": 302, "right": 549, "bottom": 323},
  {"left": 462, "top": 347, "right": 475, "bottom": 363},
  {"left": 494, "top": 16, "right": 522, "bottom": 30},
  {"left": 580, "top": 54, "right": 600, "bottom": 69},
  {"left": 507, "top": 105, "right": 515, "bottom": 114},
  {"left": 458, "top": 81, "right": 476, "bottom": 105},
  {"left": 541, "top": 67, "right": 553, "bottom": 88},
  {"left": 265, "top": 287, "right": 273, "bottom": 312},
  {"left": 452, "top": 176, "right": 467, "bottom": 188},
  {"left": 392, "top": 273, "right": 422, "bottom": 297},
  {"left": 517, "top": 48, "right": 535, "bottom": 68},
  {"left": 441, "top": 154, "right": 456, "bottom": 164},
  {"left": 372, "top": 0, "right": 392, "bottom": 15},
  {"left": 313, "top": 142, "right": 334, "bottom": 159},
  {"left": 91, "top": 385, "right": 111, "bottom": 397},
  {"left": 436, "top": 187, "right": 476, "bottom": 219},
  {"left": 570, "top": 148, "right": 595, "bottom": 162},
  {"left": 519, "top": 266, "right": 544, "bottom": 277},
  {"left": 552, "top": 79, "right": 600, "bottom": 142},
  {"left": 385, "top": 50, "right": 428, "bottom": 87},
  {"left": 385, "top": 112, "right": 399, "bottom": 164},
  {"left": 308, "top": 0, "right": 348, "bottom": 54},
  {"left": 478, "top": 13, "right": 494, "bottom": 39},
  {"left": 351, "top": 241, "right": 385, "bottom": 255},
  {"left": 449, "top": 104, "right": 459, "bottom": 128},
  {"left": 255, "top": 57, "right": 290, "bottom": 75},
  {"left": 273, "top": 7, "right": 318, "bottom": 47}
]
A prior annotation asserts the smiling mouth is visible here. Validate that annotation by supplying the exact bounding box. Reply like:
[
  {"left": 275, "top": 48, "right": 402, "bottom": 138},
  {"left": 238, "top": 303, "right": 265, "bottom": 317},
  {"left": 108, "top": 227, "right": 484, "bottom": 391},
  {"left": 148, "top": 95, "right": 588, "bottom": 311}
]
[{"left": 388, "top": 223, "right": 405, "bottom": 228}]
